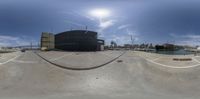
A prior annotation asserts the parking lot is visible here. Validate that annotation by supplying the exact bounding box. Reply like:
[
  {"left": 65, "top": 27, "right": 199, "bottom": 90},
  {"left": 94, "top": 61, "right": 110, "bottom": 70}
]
[{"left": 0, "top": 50, "right": 200, "bottom": 99}]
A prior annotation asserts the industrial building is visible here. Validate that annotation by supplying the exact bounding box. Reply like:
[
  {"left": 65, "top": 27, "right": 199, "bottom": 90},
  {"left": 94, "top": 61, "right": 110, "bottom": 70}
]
[
  {"left": 55, "top": 30, "right": 104, "bottom": 51},
  {"left": 41, "top": 30, "right": 104, "bottom": 51},
  {"left": 40, "top": 32, "right": 55, "bottom": 51}
]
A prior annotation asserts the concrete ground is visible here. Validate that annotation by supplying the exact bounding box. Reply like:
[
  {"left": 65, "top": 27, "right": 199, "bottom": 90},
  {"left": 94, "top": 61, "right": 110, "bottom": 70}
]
[
  {"left": 133, "top": 51, "right": 200, "bottom": 68},
  {"left": 0, "top": 50, "right": 200, "bottom": 99},
  {"left": 37, "top": 51, "right": 124, "bottom": 69}
]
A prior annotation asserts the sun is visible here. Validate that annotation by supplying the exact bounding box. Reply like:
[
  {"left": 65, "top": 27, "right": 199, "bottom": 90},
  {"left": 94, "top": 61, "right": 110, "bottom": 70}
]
[{"left": 89, "top": 8, "right": 110, "bottom": 18}]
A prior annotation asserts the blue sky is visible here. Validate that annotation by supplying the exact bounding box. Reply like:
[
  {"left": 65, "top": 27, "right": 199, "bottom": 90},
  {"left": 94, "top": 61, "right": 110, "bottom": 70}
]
[{"left": 0, "top": 0, "right": 200, "bottom": 46}]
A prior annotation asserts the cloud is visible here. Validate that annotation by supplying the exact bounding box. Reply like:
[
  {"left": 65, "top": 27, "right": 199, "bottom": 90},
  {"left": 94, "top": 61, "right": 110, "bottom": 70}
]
[
  {"left": 170, "top": 33, "right": 200, "bottom": 46},
  {"left": 106, "top": 35, "right": 130, "bottom": 45},
  {"left": 176, "top": 40, "right": 199, "bottom": 46},
  {"left": 118, "top": 24, "right": 131, "bottom": 30},
  {"left": 0, "top": 36, "right": 18, "bottom": 41},
  {"left": 65, "top": 20, "right": 85, "bottom": 27},
  {"left": 0, "top": 35, "right": 33, "bottom": 47},
  {"left": 104, "top": 29, "right": 139, "bottom": 45},
  {"left": 170, "top": 33, "right": 200, "bottom": 39},
  {"left": 99, "top": 20, "right": 115, "bottom": 30},
  {"left": 182, "top": 35, "right": 200, "bottom": 39},
  {"left": 96, "top": 19, "right": 116, "bottom": 37},
  {"left": 126, "top": 29, "right": 139, "bottom": 41}
]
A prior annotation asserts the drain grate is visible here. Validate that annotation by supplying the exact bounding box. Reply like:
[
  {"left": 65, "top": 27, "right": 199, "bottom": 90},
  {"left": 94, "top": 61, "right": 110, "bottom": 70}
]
[{"left": 117, "top": 60, "right": 123, "bottom": 63}]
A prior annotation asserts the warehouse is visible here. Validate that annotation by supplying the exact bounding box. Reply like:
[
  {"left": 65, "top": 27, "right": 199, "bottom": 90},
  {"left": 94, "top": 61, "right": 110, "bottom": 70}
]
[{"left": 55, "top": 30, "right": 104, "bottom": 51}]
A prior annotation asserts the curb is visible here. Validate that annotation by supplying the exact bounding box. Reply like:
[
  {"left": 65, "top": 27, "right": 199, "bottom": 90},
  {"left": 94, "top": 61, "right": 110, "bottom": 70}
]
[{"left": 35, "top": 51, "right": 126, "bottom": 71}]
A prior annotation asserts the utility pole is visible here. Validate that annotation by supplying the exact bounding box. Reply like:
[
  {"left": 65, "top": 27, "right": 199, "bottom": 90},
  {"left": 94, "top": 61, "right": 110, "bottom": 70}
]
[
  {"left": 30, "top": 42, "right": 32, "bottom": 50},
  {"left": 85, "top": 26, "right": 88, "bottom": 30},
  {"left": 38, "top": 42, "right": 40, "bottom": 50},
  {"left": 131, "top": 35, "right": 134, "bottom": 50}
]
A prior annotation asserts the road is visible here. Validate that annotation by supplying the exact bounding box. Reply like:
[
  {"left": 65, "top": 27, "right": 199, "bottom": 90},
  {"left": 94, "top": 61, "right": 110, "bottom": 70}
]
[{"left": 0, "top": 51, "right": 200, "bottom": 99}]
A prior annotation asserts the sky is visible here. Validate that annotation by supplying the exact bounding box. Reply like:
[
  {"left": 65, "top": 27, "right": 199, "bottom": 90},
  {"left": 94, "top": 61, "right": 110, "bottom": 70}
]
[{"left": 0, "top": 0, "right": 200, "bottom": 46}]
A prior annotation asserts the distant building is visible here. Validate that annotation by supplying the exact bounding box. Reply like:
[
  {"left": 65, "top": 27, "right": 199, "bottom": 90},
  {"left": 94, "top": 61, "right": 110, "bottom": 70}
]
[
  {"left": 124, "top": 44, "right": 132, "bottom": 48},
  {"left": 155, "top": 43, "right": 175, "bottom": 51},
  {"left": 55, "top": 30, "right": 104, "bottom": 51},
  {"left": 40, "top": 32, "right": 55, "bottom": 51},
  {"left": 197, "top": 46, "right": 200, "bottom": 50},
  {"left": 97, "top": 39, "right": 104, "bottom": 51}
]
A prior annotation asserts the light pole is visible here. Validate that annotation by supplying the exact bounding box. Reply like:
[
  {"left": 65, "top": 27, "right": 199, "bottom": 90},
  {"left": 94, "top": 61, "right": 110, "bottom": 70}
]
[
  {"left": 131, "top": 35, "right": 134, "bottom": 50},
  {"left": 30, "top": 41, "right": 32, "bottom": 50}
]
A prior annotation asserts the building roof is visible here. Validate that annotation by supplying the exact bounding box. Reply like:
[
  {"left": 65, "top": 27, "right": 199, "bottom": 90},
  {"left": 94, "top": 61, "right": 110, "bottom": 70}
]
[{"left": 56, "top": 30, "right": 97, "bottom": 36}]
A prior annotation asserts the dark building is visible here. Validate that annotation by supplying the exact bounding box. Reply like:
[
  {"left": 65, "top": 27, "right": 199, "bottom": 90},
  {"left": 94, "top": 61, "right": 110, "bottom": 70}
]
[
  {"left": 155, "top": 43, "right": 176, "bottom": 51},
  {"left": 55, "top": 30, "right": 104, "bottom": 51}
]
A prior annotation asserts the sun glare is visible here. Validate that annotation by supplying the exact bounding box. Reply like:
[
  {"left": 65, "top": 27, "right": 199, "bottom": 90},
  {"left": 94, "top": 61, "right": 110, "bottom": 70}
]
[{"left": 89, "top": 8, "right": 110, "bottom": 18}]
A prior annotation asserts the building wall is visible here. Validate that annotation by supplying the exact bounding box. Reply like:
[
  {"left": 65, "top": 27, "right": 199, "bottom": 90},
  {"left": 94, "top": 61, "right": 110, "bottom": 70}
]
[
  {"left": 55, "top": 30, "right": 100, "bottom": 51},
  {"left": 41, "top": 32, "right": 55, "bottom": 50}
]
